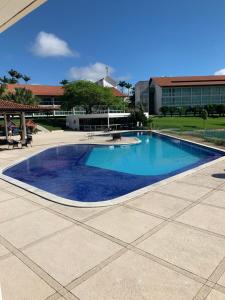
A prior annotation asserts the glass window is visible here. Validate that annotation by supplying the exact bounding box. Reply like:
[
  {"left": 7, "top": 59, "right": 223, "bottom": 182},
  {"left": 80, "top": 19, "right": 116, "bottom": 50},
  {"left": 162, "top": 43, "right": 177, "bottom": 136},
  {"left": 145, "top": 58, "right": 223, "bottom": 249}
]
[
  {"left": 220, "top": 87, "right": 225, "bottom": 95},
  {"left": 171, "top": 88, "right": 181, "bottom": 97},
  {"left": 182, "top": 97, "right": 191, "bottom": 105},
  {"left": 192, "top": 87, "right": 201, "bottom": 95},
  {"left": 162, "top": 88, "right": 171, "bottom": 97},
  {"left": 202, "top": 96, "right": 211, "bottom": 105},
  {"left": 192, "top": 95, "right": 201, "bottom": 105},
  {"left": 173, "top": 97, "right": 182, "bottom": 105},
  {"left": 211, "top": 86, "right": 220, "bottom": 95},
  {"left": 210, "top": 96, "right": 220, "bottom": 104},
  {"left": 202, "top": 87, "right": 211, "bottom": 95},
  {"left": 181, "top": 88, "right": 191, "bottom": 96},
  {"left": 221, "top": 95, "right": 225, "bottom": 104}
]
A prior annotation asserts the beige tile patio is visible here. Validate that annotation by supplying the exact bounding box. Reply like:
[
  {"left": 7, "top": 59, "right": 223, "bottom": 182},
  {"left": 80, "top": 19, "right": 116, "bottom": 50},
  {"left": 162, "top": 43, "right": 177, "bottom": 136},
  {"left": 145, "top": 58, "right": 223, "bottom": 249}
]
[
  {"left": 203, "top": 190, "right": 225, "bottom": 208},
  {"left": 128, "top": 191, "right": 190, "bottom": 218},
  {"left": 4, "top": 185, "right": 31, "bottom": 197},
  {"left": 23, "top": 225, "right": 122, "bottom": 285},
  {"left": 71, "top": 250, "right": 202, "bottom": 300},
  {"left": 218, "top": 271, "right": 225, "bottom": 288},
  {"left": 86, "top": 206, "right": 162, "bottom": 243},
  {"left": 0, "top": 209, "right": 73, "bottom": 248},
  {"left": 23, "top": 192, "right": 53, "bottom": 207},
  {"left": 49, "top": 202, "right": 108, "bottom": 221},
  {"left": 154, "top": 181, "right": 211, "bottom": 201},
  {"left": 138, "top": 222, "right": 225, "bottom": 278},
  {"left": 206, "top": 290, "right": 225, "bottom": 300},
  {"left": 0, "top": 198, "right": 40, "bottom": 223},
  {"left": 0, "top": 255, "right": 54, "bottom": 300},
  {"left": 179, "top": 174, "right": 224, "bottom": 189},
  {"left": 177, "top": 204, "right": 225, "bottom": 236},
  {"left": 0, "top": 189, "right": 16, "bottom": 202},
  {"left": 0, "top": 244, "right": 9, "bottom": 257}
]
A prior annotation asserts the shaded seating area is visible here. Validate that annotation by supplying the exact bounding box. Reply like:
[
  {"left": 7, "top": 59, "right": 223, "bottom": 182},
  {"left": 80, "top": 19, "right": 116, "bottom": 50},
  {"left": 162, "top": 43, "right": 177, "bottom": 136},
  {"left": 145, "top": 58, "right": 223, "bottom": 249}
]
[
  {"left": 0, "top": 99, "right": 54, "bottom": 150},
  {"left": 111, "top": 132, "right": 122, "bottom": 141}
]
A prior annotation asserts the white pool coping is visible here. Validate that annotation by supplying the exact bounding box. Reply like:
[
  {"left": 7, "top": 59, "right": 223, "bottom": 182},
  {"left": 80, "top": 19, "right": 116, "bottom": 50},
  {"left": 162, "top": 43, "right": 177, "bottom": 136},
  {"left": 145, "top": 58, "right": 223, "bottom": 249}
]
[{"left": 0, "top": 131, "right": 225, "bottom": 208}]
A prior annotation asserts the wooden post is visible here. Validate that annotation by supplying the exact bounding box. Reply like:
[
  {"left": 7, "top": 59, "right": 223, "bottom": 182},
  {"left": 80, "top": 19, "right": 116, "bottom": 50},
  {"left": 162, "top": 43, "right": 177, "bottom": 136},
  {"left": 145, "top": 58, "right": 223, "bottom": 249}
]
[
  {"left": 3, "top": 114, "right": 8, "bottom": 140},
  {"left": 21, "top": 112, "right": 27, "bottom": 141}
]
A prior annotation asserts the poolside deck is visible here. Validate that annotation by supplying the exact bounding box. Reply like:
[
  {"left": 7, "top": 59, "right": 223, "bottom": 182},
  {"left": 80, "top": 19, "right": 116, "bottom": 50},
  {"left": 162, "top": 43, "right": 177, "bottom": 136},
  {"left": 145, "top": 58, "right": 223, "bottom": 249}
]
[{"left": 0, "top": 131, "right": 225, "bottom": 300}]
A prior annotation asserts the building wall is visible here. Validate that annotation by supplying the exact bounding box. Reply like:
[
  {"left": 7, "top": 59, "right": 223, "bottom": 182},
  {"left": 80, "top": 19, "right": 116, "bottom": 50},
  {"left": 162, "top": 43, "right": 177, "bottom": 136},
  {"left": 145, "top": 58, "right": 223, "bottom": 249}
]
[{"left": 135, "top": 81, "right": 149, "bottom": 112}]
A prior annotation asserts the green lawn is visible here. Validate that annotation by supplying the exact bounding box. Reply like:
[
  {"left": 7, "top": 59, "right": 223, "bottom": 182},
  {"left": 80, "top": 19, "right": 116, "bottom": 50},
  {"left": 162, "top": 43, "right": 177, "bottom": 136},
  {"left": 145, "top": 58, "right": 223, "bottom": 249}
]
[
  {"left": 152, "top": 117, "right": 225, "bottom": 131},
  {"left": 34, "top": 117, "right": 66, "bottom": 131}
]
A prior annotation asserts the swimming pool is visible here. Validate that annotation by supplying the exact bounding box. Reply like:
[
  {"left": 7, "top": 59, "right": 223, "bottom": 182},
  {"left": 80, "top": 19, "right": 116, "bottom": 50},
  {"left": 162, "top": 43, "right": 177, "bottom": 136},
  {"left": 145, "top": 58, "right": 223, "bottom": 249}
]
[{"left": 2, "top": 132, "right": 224, "bottom": 205}]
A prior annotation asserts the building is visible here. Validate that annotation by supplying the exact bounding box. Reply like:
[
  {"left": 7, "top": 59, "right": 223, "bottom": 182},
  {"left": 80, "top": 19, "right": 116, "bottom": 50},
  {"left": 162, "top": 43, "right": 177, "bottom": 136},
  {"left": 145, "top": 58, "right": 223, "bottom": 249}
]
[
  {"left": 0, "top": 0, "right": 46, "bottom": 33},
  {"left": 96, "top": 76, "right": 127, "bottom": 100},
  {"left": 135, "top": 75, "right": 225, "bottom": 114},
  {"left": 6, "top": 84, "right": 64, "bottom": 108}
]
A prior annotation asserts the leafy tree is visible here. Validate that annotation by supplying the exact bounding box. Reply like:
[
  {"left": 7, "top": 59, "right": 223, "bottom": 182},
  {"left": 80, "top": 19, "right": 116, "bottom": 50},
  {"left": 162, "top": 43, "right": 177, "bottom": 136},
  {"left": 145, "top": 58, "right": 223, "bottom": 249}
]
[
  {"left": 61, "top": 80, "right": 125, "bottom": 113},
  {"left": 0, "top": 83, "right": 6, "bottom": 97},
  {"left": 216, "top": 104, "right": 225, "bottom": 117},
  {"left": 60, "top": 79, "right": 69, "bottom": 85},
  {"left": 128, "top": 108, "right": 147, "bottom": 127},
  {"left": 201, "top": 109, "right": 208, "bottom": 129},
  {"left": 160, "top": 106, "right": 169, "bottom": 116},
  {"left": 129, "top": 86, "right": 135, "bottom": 108},
  {"left": 3, "top": 88, "right": 39, "bottom": 105},
  {"left": 118, "top": 81, "right": 126, "bottom": 93}
]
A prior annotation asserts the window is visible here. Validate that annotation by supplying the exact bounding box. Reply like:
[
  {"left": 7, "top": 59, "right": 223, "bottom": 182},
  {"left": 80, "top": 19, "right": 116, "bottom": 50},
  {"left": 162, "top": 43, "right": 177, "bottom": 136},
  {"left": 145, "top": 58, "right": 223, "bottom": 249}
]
[
  {"left": 192, "top": 87, "right": 201, "bottom": 95},
  {"left": 162, "top": 88, "right": 171, "bottom": 97},
  {"left": 202, "top": 87, "right": 211, "bottom": 95},
  {"left": 211, "top": 86, "right": 220, "bottom": 95},
  {"left": 202, "top": 96, "right": 211, "bottom": 105},
  {"left": 182, "top": 88, "right": 191, "bottom": 96},
  {"left": 171, "top": 88, "right": 181, "bottom": 97},
  {"left": 192, "top": 96, "right": 201, "bottom": 105},
  {"left": 182, "top": 97, "right": 191, "bottom": 105}
]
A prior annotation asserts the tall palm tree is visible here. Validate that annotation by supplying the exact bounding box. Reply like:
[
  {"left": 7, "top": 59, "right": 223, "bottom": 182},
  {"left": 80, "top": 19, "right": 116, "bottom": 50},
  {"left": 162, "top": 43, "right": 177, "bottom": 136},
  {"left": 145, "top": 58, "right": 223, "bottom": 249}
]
[
  {"left": 60, "top": 79, "right": 69, "bottom": 85},
  {"left": 23, "top": 75, "right": 31, "bottom": 84},
  {"left": 118, "top": 81, "right": 126, "bottom": 93},
  {"left": 125, "top": 82, "right": 132, "bottom": 96}
]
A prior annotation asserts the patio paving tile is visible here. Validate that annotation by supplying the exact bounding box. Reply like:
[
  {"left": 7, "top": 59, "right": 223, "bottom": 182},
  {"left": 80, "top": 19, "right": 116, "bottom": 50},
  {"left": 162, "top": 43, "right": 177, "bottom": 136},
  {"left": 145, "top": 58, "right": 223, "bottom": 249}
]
[
  {"left": 138, "top": 222, "right": 225, "bottom": 278},
  {"left": 218, "top": 271, "right": 225, "bottom": 288},
  {"left": 128, "top": 191, "right": 190, "bottom": 218},
  {"left": 23, "top": 192, "right": 53, "bottom": 207},
  {"left": 206, "top": 290, "right": 225, "bottom": 299},
  {"left": 0, "top": 189, "right": 16, "bottom": 202},
  {"left": 154, "top": 181, "right": 211, "bottom": 201},
  {"left": 23, "top": 225, "right": 122, "bottom": 285},
  {"left": 49, "top": 202, "right": 108, "bottom": 221},
  {"left": 86, "top": 206, "right": 163, "bottom": 243},
  {"left": 0, "top": 209, "right": 73, "bottom": 248},
  {"left": 0, "top": 255, "right": 54, "bottom": 300},
  {"left": 0, "top": 243, "right": 9, "bottom": 257},
  {"left": 179, "top": 174, "right": 225, "bottom": 189},
  {"left": 71, "top": 250, "right": 202, "bottom": 300},
  {"left": 203, "top": 190, "right": 225, "bottom": 208},
  {"left": 177, "top": 204, "right": 225, "bottom": 236},
  {"left": 4, "top": 185, "right": 31, "bottom": 197},
  {"left": 0, "top": 198, "right": 40, "bottom": 223}
]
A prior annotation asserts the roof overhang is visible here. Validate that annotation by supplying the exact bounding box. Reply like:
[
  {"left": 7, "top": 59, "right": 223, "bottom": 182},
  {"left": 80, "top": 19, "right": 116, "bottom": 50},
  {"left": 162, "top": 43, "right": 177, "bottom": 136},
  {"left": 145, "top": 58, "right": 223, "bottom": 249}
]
[{"left": 0, "top": 0, "right": 47, "bottom": 33}]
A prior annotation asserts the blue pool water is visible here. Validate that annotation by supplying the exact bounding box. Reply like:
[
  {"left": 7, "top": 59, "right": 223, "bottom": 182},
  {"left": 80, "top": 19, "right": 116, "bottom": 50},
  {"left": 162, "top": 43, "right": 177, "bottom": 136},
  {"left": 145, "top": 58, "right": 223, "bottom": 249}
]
[{"left": 3, "top": 132, "right": 224, "bottom": 202}]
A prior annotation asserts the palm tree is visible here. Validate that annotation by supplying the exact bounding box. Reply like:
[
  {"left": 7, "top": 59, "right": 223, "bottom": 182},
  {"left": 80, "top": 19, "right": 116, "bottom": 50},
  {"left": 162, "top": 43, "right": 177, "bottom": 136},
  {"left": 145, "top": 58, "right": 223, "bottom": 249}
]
[
  {"left": 118, "top": 81, "right": 126, "bottom": 93},
  {"left": 23, "top": 75, "right": 31, "bottom": 84},
  {"left": 8, "top": 69, "right": 18, "bottom": 78},
  {"left": 4, "top": 88, "right": 39, "bottom": 105},
  {"left": 125, "top": 82, "right": 132, "bottom": 96}
]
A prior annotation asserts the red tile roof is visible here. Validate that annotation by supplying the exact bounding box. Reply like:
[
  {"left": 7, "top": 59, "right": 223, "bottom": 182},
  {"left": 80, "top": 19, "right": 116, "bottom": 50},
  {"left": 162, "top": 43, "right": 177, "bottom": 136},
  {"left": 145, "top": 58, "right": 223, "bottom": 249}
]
[
  {"left": 0, "top": 99, "right": 54, "bottom": 113},
  {"left": 6, "top": 84, "right": 64, "bottom": 96},
  {"left": 151, "top": 75, "right": 225, "bottom": 87},
  {"left": 6, "top": 84, "right": 125, "bottom": 98},
  {"left": 111, "top": 87, "right": 126, "bottom": 97}
]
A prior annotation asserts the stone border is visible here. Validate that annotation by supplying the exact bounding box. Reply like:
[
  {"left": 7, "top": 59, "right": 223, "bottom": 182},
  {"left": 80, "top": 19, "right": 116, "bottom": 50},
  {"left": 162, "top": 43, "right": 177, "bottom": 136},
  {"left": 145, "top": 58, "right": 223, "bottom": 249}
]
[{"left": 0, "top": 132, "right": 225, "bottom": 208}]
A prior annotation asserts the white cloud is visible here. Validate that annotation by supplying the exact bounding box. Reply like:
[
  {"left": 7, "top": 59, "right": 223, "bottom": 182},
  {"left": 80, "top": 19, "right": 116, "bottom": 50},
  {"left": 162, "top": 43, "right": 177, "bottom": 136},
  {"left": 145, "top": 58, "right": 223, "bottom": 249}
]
[
  {"left": 31, "top": 31, "right": 79, "bottom": 57},
  {"left": 69, "top": 62, "right": 115, "bottom": 81},
  {"left": 214, "top": 68, "right": 225, "bottom": 75}
]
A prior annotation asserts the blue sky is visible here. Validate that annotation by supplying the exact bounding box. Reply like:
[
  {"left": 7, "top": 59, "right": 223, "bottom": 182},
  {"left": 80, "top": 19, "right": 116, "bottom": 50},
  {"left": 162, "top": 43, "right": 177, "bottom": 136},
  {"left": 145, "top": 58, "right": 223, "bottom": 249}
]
[{"left": 1, "top": 0, "right": 225, "bottom": 85}]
